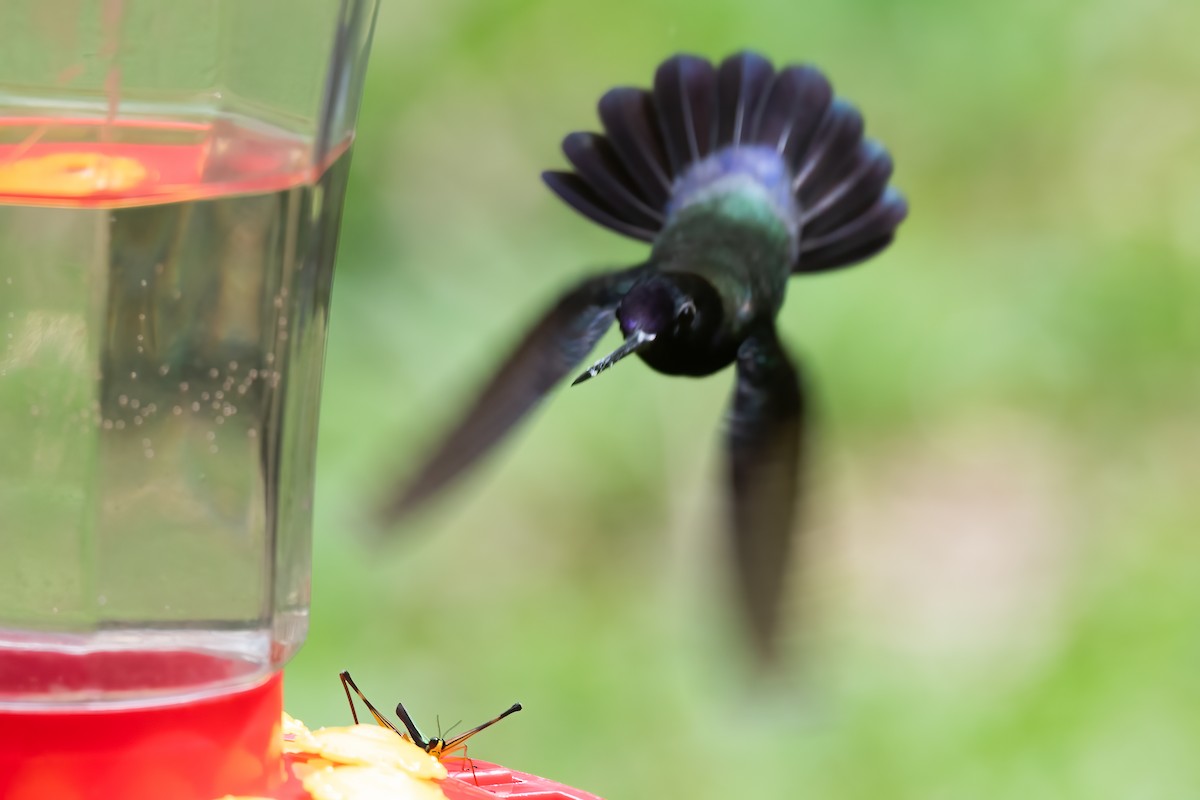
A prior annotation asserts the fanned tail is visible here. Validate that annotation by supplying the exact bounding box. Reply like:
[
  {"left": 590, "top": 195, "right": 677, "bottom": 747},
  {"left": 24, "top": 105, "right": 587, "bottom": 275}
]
[{"left": 542, "top": 51, "right": 907, "bottom": 273}]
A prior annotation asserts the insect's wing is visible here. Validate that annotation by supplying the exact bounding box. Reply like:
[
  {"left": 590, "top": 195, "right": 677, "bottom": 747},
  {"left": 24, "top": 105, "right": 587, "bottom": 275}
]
[
  {"left": 724, "top": 326, "right": 808, "bottom": 663},
  {"left": 393, "top": 701, "right": 429, "bottom": 750},
  {"left": 380, "top": 267, "right": 644, "bottom": 522}
]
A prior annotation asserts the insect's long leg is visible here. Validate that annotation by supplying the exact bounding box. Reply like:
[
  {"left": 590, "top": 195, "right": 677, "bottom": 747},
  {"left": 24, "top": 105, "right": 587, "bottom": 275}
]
[
  {"left": 465, "top": 746, "right": 480, "bottom": 786},
  {"left": 442, "top": 702, "right": 522, "bottom": 753},
  {"left": 339, "top": 671, "right": 362, "bottom": 724},
  {"left": 339, "top": 671, "right": 406, "bottom": 736},
  {"left": 442, "top": 744, "right": 480, "bottom": 786}
]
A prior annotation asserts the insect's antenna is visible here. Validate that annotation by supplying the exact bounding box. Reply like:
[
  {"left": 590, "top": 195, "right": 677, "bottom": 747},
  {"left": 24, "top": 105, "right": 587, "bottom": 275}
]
[
  {"left": 339, "top": 671, "right": 405, "bottom": 736},
  {"left": 444, "top": 702, "right": 523, "bottom": 751},
  {"left": 394, "top": 701, "right": 430, "bottom": 750},
  {"left": 441, "top": 718, "right": 463, "bottom": 739}
]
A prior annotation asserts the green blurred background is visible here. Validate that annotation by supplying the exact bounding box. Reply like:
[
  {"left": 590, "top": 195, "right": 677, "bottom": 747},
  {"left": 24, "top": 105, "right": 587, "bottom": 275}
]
[{"left": 286, "top": 0, "right": 1200, "bottom": 797}]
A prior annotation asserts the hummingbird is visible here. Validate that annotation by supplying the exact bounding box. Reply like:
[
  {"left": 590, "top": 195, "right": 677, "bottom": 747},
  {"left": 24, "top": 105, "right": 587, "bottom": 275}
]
[{"left": 381, "top": 51, "right": 907, "bottom": 661}]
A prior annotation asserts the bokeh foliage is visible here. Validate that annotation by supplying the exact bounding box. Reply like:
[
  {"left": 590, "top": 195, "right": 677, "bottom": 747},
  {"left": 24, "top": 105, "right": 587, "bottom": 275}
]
[{"left": 287, "top": 0, "right": 1200, "bottom": 797}]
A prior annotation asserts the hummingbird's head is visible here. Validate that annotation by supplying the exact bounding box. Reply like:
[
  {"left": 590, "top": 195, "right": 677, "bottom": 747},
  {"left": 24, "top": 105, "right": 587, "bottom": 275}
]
[
  {"left": 617, "top": 273, "right": 722, "bottom": 349},
  {"left": 573, "top": 273, "right": 731, "bottom": 385}
]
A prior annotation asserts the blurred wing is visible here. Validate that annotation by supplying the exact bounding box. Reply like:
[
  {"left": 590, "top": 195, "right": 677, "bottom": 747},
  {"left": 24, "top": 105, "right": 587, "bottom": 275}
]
[
  {"left": 725, "top": 326, "right": 807, "bottom": 663},
  {"left": 380, "top": 267, "right": 644, "bottom": 522}
]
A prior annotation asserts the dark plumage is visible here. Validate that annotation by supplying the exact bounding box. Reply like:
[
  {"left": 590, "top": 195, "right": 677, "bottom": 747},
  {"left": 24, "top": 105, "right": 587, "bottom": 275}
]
[
  {"left": 382, "top": 51, "right": 907, "bottom": 662},
  {"left": 542, "top": 52, "right": 906, "bottom": 271}
]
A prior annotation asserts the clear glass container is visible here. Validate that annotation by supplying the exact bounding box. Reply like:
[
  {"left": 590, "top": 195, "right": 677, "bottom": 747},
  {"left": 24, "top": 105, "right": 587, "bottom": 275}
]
[{"left": 0, "top": 0, "right": 379, "bottom": 713}]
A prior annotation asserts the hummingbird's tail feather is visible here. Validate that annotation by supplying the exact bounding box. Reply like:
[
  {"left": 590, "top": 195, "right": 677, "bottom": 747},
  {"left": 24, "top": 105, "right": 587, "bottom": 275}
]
[
  {"left": 597, "top": 88, "right": 673, "bottom": 206},
  {"left": 561, "top": 133, "right": 666, "bottom": 231},
  {"left": 542, "top": 170, "right": 659, "bottom": 242},
  {"left": 792, "top": 100, "right": 864, "bottom": 196},
  {"left": 542, "top": 51, "right": 906, "bottom": 272},
  {"left": 798, "top": 187, "right": 908, "bottom": 272},
  {"left": 791, "top": 111, "right": 906, "bottom": 272},
  {"left": 652, "top": 54, "right": 719, "bottom": 173},
  {"left": 378, "top": 268, "right": 643, "bottom": 523},
  {"left": 801, "top": 140, "right": 893, "bottom": 232},
  {"left": 749, "top": 64, "right": 834, "bottom": 171},
  {"left": 716, "top": 51, "right": 774, "bottom": 148}
]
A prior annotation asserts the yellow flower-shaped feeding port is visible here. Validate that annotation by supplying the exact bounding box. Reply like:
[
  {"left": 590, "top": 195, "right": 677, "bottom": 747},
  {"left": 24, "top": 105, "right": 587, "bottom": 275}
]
[
  {"left": 302, "top": 766, "right": 449, "bottom": 800},
  {"left": 283, "top": 712, "right": 322, "bottom": 755},
  {"left": 302, "top": 726, "right": 447, "bottom": 781},
  {"left": 0, "top": 152, "right": 147, "bottom": 196},
  {"left": 273, "top": 713, "right": 450, "bottom": 800}
]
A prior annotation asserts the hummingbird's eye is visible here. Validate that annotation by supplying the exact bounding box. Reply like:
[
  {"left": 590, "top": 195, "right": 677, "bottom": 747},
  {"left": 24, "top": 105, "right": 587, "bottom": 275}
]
[{"left": 677, "top": 300, "right": 697, "bottom": 327}]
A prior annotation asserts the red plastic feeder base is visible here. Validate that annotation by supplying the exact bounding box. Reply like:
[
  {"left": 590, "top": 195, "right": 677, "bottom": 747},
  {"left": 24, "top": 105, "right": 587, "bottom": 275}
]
[
  {"left": 272, "top": 754, "right": 605, "bottom": 800},
  {"left": 441, "top": 759, "right": 604, "bottom": 800}
]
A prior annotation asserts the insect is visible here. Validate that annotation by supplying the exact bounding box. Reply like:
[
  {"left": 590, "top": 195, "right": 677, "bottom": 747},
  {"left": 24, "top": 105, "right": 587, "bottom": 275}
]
[
  {"left": 380, "top": 51, "right": 907, "bottom": 661},
  {"left": 338, "top": 670, "right": 522, "bottom": 761}
]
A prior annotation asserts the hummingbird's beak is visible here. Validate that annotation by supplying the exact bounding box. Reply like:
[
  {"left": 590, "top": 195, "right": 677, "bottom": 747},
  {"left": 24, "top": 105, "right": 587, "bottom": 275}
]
[{"left": 572, "top": 329, "right": 655, "bottom": 386}]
